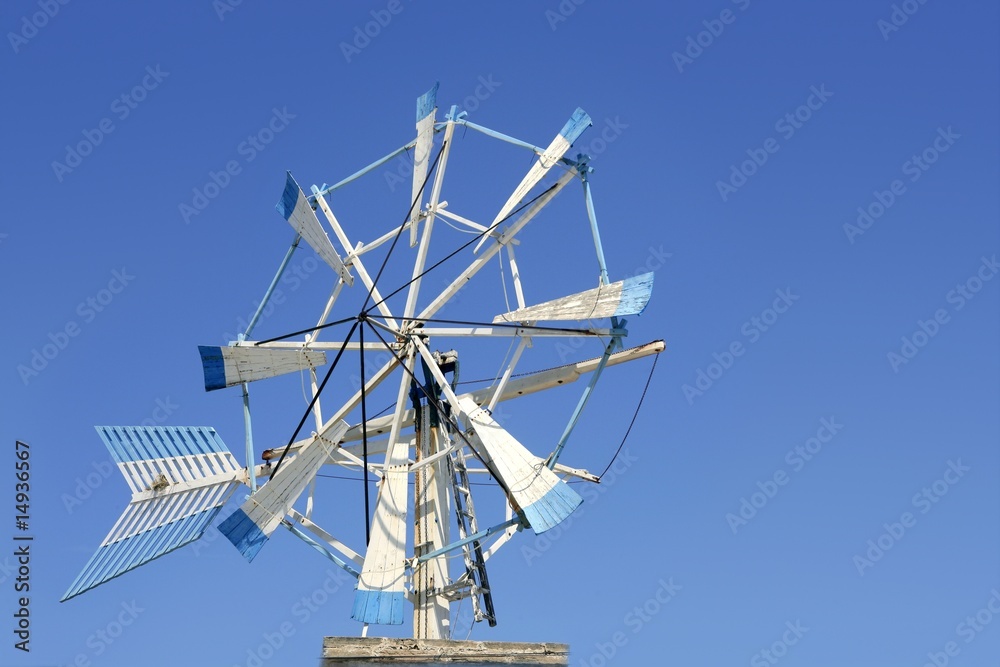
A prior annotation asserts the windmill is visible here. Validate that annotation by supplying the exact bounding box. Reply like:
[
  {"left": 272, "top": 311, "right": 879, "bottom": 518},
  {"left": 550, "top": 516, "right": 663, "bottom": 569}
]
[{"left": 63, "top": 84, "right": 663, "bottom": 642}]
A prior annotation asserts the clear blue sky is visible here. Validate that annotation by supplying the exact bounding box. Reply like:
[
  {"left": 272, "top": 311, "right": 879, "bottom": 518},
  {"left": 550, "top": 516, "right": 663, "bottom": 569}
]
[{"left": 2, "top": 2, "right": 998, "bottom": 666}]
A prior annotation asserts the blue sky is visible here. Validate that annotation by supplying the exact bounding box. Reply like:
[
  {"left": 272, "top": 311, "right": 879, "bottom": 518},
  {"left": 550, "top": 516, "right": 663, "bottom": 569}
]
[{"left": 2, "top": 1, "right": 998, "bottom": 666}]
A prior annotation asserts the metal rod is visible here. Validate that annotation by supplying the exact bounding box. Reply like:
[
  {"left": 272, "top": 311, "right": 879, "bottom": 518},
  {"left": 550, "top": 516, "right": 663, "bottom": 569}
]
[
  {"left": 281, "top": 519, "right": 360, "bottom": 577},
  {"left": 311, "top": 140, "right": 417, "bottom": 198},
  {"left": 246, "top": 234, "right": 301, "bottom": 338},
  {"left": 582, "top": 173, "right": 611, "bottom": 286},
  {"left": 415, "top": 518, "right": 521, "bottom": 565},
  {"left": 546, "top": 338, "right": 616, "bottom": 469}
]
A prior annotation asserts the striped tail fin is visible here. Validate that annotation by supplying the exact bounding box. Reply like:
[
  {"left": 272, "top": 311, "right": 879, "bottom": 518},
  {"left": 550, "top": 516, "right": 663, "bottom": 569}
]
[
  {"left": 457, "top": 396, "right": 582, "bottom": 534},
  {"left": 219, "top": 420, "right": 349, "bottom": 562},
  {"left": 62, "top": 426, "right": 242, "bottom": 601}
]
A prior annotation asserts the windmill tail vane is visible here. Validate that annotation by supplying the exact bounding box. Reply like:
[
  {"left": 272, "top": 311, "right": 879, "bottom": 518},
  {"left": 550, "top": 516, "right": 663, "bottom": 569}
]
[{"left": 63, "top": 83, "right": 663, "bottom": 641}]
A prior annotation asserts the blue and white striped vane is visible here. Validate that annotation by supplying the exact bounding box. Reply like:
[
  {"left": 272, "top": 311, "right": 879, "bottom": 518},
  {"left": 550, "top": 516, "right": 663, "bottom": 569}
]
[{"left": 62, "top": 426, "right": 242, "bottom": 602}]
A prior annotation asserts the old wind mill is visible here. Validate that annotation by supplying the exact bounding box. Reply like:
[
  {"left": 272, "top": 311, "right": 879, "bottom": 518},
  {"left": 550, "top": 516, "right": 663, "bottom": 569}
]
[{"left": 62, "top": 84, "right": 663, "bottom": 648}]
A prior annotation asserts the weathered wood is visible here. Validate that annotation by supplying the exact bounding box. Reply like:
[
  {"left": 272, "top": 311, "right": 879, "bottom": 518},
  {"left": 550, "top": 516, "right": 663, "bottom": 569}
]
[
  {"left": 322, "top": 637, "right": 569, "bottom": 664},
  {"left": 219, "top": 421, "right": 349, "bottom": 561},
  {"left": 494, "top": 273, "right": 653, "bottom": 323}
]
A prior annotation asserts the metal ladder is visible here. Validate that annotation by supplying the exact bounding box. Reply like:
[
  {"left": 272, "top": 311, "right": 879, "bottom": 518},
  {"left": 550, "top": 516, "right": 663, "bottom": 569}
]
[{"left": 448, "top": 443, "right": 496, "bottom": 627}]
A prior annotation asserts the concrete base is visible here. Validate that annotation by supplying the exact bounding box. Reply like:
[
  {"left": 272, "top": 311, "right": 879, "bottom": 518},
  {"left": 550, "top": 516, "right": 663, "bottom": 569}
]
[{"left": 321, "top": 637, "right": 569, "bottom": 665}]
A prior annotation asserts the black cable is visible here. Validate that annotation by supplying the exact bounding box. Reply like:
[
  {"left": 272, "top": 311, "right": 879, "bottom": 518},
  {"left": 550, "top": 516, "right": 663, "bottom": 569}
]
[
  {"left": 358, "top": 318, "right": 371, "bottom": 545},
  {"left": 254, "top": 316, "right": 357, "bottom": 345},
  {"left": 269, "top": 318, "right": 360, "bottom": 479},
  {"left": 361, "top": 141, "right": 447, "bottom": 314},
  {"left": 598, "top": 354, "right": 658, "bottom": 480}
]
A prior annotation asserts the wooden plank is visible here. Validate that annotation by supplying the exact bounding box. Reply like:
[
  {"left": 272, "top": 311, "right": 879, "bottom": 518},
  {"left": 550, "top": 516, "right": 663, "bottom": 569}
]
[
  {"left": 219, "top": 420, "right": 349, "bottom": 562},
  {"left": 352, "top": 359, "right": 416, "bottom": 625},
  {"left": 457, "top": 396, "right": 582, "bottom": 534},
  {"left": 493, "top": 272, "right": 653, "bottom": 323},
  {"left": 276, "top": 172, "right": 353, "bottom": 285},
  {"left": 199, "top": 345, "right": 327, "bottom": 391}
]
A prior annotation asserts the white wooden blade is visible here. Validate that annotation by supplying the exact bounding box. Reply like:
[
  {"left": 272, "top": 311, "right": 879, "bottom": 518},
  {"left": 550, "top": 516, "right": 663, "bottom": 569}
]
[
  {"left": 457, "top": 396, "right": 582, "bottom": 534},
  {"left": 493, "top": 272, "right": 654, "bottom": 323},
  {"left": 219, "top": 420, "right": 349, "bottom": 562},
  {"left": 474, "top": 108, "right": 591, "bottom": 253},
  {"left": 410, "top": 83, "right": 438, "bottom": 247},
  {"left": 352, "top": 362, "right": 415, "bottom": 626},
  {"left": 276, "top": 172, "right": 354, "bottom": 286},
  {"left": 62, "top": 426, "right": 242, "bottom": 601},
  {"left": 198, "top": 345, "right": 327, "bottom": 391}
]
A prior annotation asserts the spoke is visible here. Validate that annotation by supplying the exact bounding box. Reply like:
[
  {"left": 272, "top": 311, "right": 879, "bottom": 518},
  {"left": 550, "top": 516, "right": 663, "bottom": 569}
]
[{"left": 270, "top": 319, "right": 360, "bottom": 479}]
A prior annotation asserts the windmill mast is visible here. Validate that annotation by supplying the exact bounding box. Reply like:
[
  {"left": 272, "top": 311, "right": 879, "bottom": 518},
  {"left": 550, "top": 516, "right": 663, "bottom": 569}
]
[{"left": 412, "top": 403, "right": 451, "bottom": 638}]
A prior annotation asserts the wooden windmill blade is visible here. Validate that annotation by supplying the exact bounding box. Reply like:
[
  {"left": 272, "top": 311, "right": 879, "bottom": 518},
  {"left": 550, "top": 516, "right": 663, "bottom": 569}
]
[
  {"left": 351, "top": 354, "right": 417, "bottom": 626},
  {"left": 62, "top": 426, "right": 243, "bottom": 601},
  {"left": 456, "top": 396, "right": 582, "bottom": 534},
  {"left": 219, "top": 420, "right": 350, "bottom": 561},
  {"left": 410, "top": 82, "right": 438, "bottom": 247},
  {"left": 493, "top": 272, "right": 654, "bottom": 323},
  {"left": 276, "top": 171, "right": 354, "bottom": 286},
  {"left": 197, "top": 345, "right": 328, "bottom": 391},
  {"left": 473, "top": 108, "right": 592, "bottom": 253}
]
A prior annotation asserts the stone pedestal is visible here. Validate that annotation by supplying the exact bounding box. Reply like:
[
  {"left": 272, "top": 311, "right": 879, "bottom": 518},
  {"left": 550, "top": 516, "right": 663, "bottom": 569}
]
[{"left": 321, "top": 637, "right": 569, "bottom": 665}]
